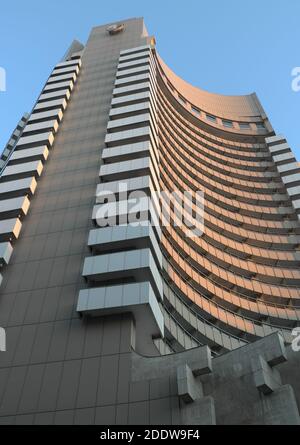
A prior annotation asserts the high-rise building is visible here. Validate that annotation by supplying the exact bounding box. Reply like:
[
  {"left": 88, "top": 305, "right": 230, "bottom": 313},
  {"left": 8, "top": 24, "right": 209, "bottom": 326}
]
[{"left": 0, "top": 17, "right": 299, "bottom": 425}]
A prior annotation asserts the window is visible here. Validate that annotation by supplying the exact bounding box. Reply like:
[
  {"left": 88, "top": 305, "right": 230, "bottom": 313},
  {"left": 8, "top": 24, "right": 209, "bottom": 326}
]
[
  {"left": 239, "top": 122, "right": 250, "bottom": 129},
  {"left": 206, "top": 114, "right": 216, "bottom": 123},
  {"left": 167, "top": 81, "right": 174, "bottom": 92},
  {"left": 191, "top": 106, "right": 200, "bottom": 116},
  {"left": 222, "top": 120, "right": 233, "bottom": 128},
  {"left": 256, "top": 122, "right": 265, "bottom": 129},
  {"left": 178, "top": 95, "right": 186, "bottom": 106}
]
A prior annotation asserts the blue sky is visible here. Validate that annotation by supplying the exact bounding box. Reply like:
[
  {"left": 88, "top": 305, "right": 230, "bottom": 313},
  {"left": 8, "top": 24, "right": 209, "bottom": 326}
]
[{"left": 0, "top": 0, "right": 299, "bottom": 157}]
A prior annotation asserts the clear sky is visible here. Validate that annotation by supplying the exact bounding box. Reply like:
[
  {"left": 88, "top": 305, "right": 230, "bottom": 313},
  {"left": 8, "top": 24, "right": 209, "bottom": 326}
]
[{"left": 0, "top": 0, "right": 299, "bottom": 157}]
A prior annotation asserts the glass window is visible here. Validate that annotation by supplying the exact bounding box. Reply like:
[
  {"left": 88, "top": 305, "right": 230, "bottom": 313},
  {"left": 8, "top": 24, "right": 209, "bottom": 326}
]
[
  {"left": 222, "top": 120, "right": 233, "bottom": 128},
  {"left": 178, "top": 95, "right": 186, "bottom": 105},
  {"left": 206, "top": 114, "right": 216, "bottom": 122},
  {"left": 239, "top": 122, "right": 250, "bottom": 129},
  {"left": 191, "top": 106, "right": 200, "bottom": 116},
  {"left": 256, "top": 122, "right": 265, "bottom": 129},
  {"left": 167, "top": 81, "right": 174, "bottom": 91}
]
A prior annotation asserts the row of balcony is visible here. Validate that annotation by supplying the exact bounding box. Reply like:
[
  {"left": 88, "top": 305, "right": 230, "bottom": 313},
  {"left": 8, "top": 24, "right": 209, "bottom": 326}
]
[
  {"left": 0, "top": 56, "right": 81, "bottom": 286},
  {"left": 77, "top": 45, "right": 165, "bottom": 347},
  {"left": 0, "top": 113, "right": 30, "bottom": 172}
]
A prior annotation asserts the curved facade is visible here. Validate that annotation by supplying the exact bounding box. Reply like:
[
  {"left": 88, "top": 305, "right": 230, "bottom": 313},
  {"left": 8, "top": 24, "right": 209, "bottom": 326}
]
[
  {"left": 153, "top": 52, "right": 300, "bottom": 355},
  {"left": 96, "top": 39, "right": 300, "bottom": 356}
]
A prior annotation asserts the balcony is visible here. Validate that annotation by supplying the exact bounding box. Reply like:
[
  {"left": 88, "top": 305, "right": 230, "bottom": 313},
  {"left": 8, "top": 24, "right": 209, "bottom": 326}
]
[
  {"left": 102, "top": 140, "right": 157, "bottom": 163},
  {"left": 116, "top": 65, "right": 155, "bottom": 80},
  {"left": 88, "top": 224, "right": 162, "bottom": 268},
  {"left": 9, "top": 146, "right": 49, "bottom": 165},
  {"left": 120, "top": 44, "right": 151, "bottom": 56},
  {"left": 106, "top": 113, "right": 156, "bottom": 134},
  {"left": 99, "top": 156, "right": 159, "bottom": 190},
  {"left": 117, "top": 57, "right": 151, "bottom": 71},
  {"left": 47, "top": 72, "right": 77, "bottom": 85},
  {"left": 115, "top": 72, "right": 153, "bottom": 88},
  {"left": 111, "top": 91, "right": 155, "bottom": 109},
  {"left": 0, "top": 177, "right": 37, "bottom": 199},
  {"left": 33, "top": 98, "right": 67, "bottom": 113},
  {"left": 38, "top": 89, "right": 71, "bottom": 103},
  {"left": 22, "top": 120, "right": 59, "bottom": 136},
  {"left": 119, "top": 50, "right": 150, "bottom": 63},
  {"left": 104, "top": 127, "right": 154, "bottom": 148},
  {"left": 51, "top": 65, "right": 80, "bottom": 76},
  {"left": 1, "top": 160, "right": 43, "bottom": 181},
  {"left": 268, "top": 142, "right": 290, "bottom": 155},
  {"left": 77, "top": 281, "right": 164, "bottom": 341},
  {"left": 95, "top": 173, "right": 160, "bottom": 217},
  {"left": 92, "top": 195, "right": 160, "bottom": 235},
  {"left": 277, "top": 162, "right": 300, "bottom": 176},
  {"left": 0, "top": 196, "right": 31, "bottom": 220},
  {"left": 55, "top": 59, "right": 82, "bottom": 69},
  {"left": 282, "top": 173, "right": 300, "bottom": 186},
  {"left": 82, "top": 248, "right": 163, "bottom": 301},
  {"left": 43, "top": 80, "right": 74, "bottom": 94},
  {"left": 273, "top": 152, "right": 295, "bottom": 164},
  {"left": 286, "top": 185, "right": 300, "bottom": 198},
  {"left": 0, "top": 218, "right": 22, "bottom": 242},
  {"left": 15, "top": 131, "right": 54, "bottom": 150},
  {"left": 28, "top": 109, "right": 63, "bottom": 124},
  {"left": 113, "top": 80, "right": 156, "bottom": 97},
  {"left": 96, "top": 174, "right": 154, "bottom": 195},
  {"left": 0, "top": 242, "right": 13, "bottom": 265},
  {"left": 109, "top": 101, "right": 153, "bottom": 121}
]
